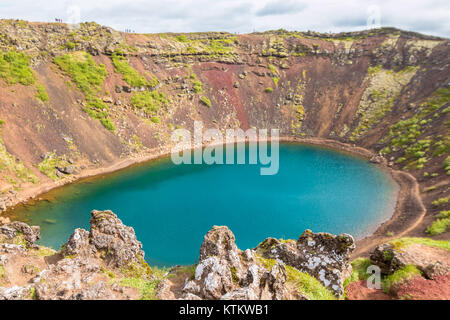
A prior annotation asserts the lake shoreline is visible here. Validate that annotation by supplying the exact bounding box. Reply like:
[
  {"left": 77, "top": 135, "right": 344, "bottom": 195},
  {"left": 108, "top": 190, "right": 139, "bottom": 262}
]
[{"left": 1, "top": 137, "right": 425, "bottom": 259}]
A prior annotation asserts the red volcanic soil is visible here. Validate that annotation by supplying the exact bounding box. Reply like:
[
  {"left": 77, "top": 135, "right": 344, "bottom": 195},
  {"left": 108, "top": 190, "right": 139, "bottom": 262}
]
[{"left": 346, "top": 275, "right": 450, "bottom": 300}]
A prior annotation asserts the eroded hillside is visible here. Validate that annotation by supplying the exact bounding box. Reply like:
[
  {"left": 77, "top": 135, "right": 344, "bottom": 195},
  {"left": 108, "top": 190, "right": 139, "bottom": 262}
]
[{"left": 0, "top": 20, "right": 449, "bottom": 240}]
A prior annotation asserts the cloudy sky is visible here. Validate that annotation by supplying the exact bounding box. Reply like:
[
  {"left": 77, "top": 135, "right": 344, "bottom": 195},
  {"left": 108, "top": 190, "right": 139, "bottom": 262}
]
[{"left": 0, "top": 0, "right": 449, "bottom": 37}]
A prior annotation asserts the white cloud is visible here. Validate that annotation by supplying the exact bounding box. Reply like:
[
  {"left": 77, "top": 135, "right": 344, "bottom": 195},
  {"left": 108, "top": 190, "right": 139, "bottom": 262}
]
[{"left": 0, "top": 0, "right": 448, "bottom": 37}]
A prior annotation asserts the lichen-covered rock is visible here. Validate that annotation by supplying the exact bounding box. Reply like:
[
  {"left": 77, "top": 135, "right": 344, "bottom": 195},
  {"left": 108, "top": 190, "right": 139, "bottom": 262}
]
[
  {"left": 422, "top": 261, "right": 450, "bottom": 280},
  {"left": 61, "top": 210, "right": 145, "bottom": 267},
  {"left": 0, "top": 285, "right": 32, "bottom": 300},
  {"left": 370, "top": 243, "right": 402, "bottom": 274},
  {"left": 256, "top": 229, "right": 355, "bottom": 297},
  {"left": 0, "top": 221, "right": 40, "bottom": 245},
  {"left": 182, "top": 226, "right": 295, "bottom": 300}
]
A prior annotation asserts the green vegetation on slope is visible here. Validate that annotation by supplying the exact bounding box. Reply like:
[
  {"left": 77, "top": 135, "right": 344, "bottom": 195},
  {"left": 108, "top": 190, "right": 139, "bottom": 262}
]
[
  {"left": 350, "top": 66, "right": 418, "bottom": 141},
  {"left": 343, "top": 257, "right": 372, "bottom": 288},
  {"left": 111, "top": 52, "right": 158, "bottom": 88},
  {"left": 255, "top": 254, "right": 335, "bottom": 300},
  {"left": 53, "top": 52, "right": 115, "bottom": 131},
  {"left": 131, "top": 91, "right": 168, "bottom": 116},
  {"left": 389, "top": 237, "right": 450, "bottom": 251},
  {"left": 54, "top": 52, "right": 106, "bottom": 96},
  {"left": 382, "top": 265, "right": 422, "bottom": 294},
  {"left": 35, "top": 84, "right": 49, "bottom": 102},
  {"left": 116, "top": 258, "right": 167, "bottom": 300},
  {"left": 426, "top": 210, "right": 450, "bottom": 235},
  {"left": 37, "top": 152, "right": 70, "bottom": 180},
  {"left": 200, "top": 96, "right": 211, "bottom": 107},
  {"left": 0, "top": 122, "right": 39, "bottom": 185},
  {"left": 0, "top": 51, "right": 35, "bottom": 85},
  {"left": 380, "top": 86, "right": 450, "bottom": 171}
]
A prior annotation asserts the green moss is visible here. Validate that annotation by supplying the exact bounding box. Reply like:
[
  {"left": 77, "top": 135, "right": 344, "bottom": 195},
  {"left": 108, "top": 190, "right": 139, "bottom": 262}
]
[
  {"left": 382, "top": 265, "right": 421, "bottom": 293},
  {"left": 150, "top": 116, "right": 160, "bottom": 124},
  {"left": 444, "top": 156, "right": 450, "bottom": 175},
  {"left": 54, "top": 52, "right": 115, "bottom": 131},
  {"left": 65, "top": 41, "right": 76, "bottom": 50},
  {"left": 33, "top": 246, "right": 56, "bottom": 257},
  {"left": 37, "top": 152, "right": 70, "bottom": 180},
  {"left": 265, "top": 87, "right": 273, "bottom": 93},
  {"left": 192, "top": 80, "right": 203, "bottom": 93},
  {"left": 0, "top": 136, "right": 39, "bottom": 184},
  {"left": 28, "top": 287, "right": 37, "bottom": 300},
  {"left": 381, "top": 86, "right": 450, "bottom": 172},
  {"left": 432, "top": 196, "right": 449, "bottom": 207},
  {"left": 0, "top": 51, "right": 35, "bottom": 85},
  {"left": 119, "top": 277, "right": 160, "bottom": 300},
  {"left": 54, "top": 52, "right": 107, "bottom": 97},
  {"left": 367, "top": 64, "right": 382, "bottom": 75},
  {"left": 35, "top": 84, "right": 49, "bottom": 102},
  {"left": 200, "top": 96, "right": 211, "bottom": 107},
  {"left": 111, "top": 52, "right": 158, "bottom": 88},
  {"left": 131, "top": 91, "right": 167, "bottom": 116},
  {"left": 118, "top": 262, "right": 167, "bottom": 300}
]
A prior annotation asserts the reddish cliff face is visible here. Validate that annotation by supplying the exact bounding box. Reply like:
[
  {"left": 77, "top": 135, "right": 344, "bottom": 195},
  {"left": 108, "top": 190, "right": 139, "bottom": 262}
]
[{"left": 0, "top": 21, "right": 448, "bottom": 239}]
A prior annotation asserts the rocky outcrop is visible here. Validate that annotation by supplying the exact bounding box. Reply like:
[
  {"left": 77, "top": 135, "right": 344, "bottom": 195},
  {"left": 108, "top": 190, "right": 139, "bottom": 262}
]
[
  {"left": 62, "top": 210, "right": 145, "bottom": 267},
  {"left": 0, "top": 221, "right": 40, "bottom": 245},
  {"left": 176, "top": 226, "right": 353, "bottom": 300},
  {"left": 181, "top": 226, "right": 292, "bottom": 300},
  {"left": 256, "top": 230, "right": 355, "bottom": 297},
  {"left": 370, "top": 242, "right": 450, "bottom": 278},
  {"left": 0, "top": 210, "right": 146, "bottom": 300}
]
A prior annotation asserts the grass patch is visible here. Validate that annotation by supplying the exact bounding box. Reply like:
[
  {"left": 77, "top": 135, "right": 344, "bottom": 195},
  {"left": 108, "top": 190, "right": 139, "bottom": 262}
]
[
  {"left": 54, "top": 52, "right": 115, "bottom": 131},
  {"left": 382, "top": 265, "right": 421, "bottom": 293},
  {"left": 0, "top": 51, "right": 35, "bottom": 85},
  {"left": 0, "top": 136, "right": 39, "bottom": 184},
  {"left": 34, "top": 246, "right": 57, "bottom": 257},
  {"left": 265, "top": 87, "right": 273, "bottom": 93},
  {"left": 54, "top": 52, "right": 107, "bottom": 97},
  {"left": 344, "top": 258, "right": 372, "bottom": 289},
  {"left": 255, "top": 254, "right": 335, "bottom": 300},
  {"left": 285, "top": 265, "right": 336, "bottom": 300},
  {"left": 432, "top": 196, "right": 449, "bottom": 206},
  {"left": 37, "top": 152, "right": 70, "bottom": 180},
  {"left": 118, "top": 262, "right": 167, "bottom": 300},
  {"left": 389, "top": 237, "right": 450, "bottom": 251},
  {"left": 426, "top": 218, "right": 450, "bottom": 235},
  {"left": 426, "top": 211, "right": 450, "bottom": 236},
  {"left": 35, "top": 84, "right": 49, "bottom": 102},
  {"left": 111, "top": 52, "right": 158, "bottom": 88},
  {"left": 131, "top": 91, "right": 167, "bottom": 116},
  {"left": 119, "top": 277, "right": 160, "bottom": 300},
  {"left": 200, "top": 96, "right": 211, "bottom": 107}
]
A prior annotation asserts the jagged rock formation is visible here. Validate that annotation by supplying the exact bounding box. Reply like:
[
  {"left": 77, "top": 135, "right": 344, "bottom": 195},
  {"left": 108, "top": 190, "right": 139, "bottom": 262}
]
[
  {"left": 164, "top": 225, "right": 353, "bottom": 300},
  {"left": 62, "top": 210, "right": 145, "bottom": 267},
  {"left": 0, "top": 210, "right": 148, "bottom": 300},
  {"left": 255, "top": 230, "right": 355, "bottom": 297}
]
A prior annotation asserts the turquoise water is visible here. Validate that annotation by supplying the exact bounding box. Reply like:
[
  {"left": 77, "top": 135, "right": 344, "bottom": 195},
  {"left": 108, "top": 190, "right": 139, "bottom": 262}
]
[{"left": 9, "top": 143, "right": 397, "bottom": 267}]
